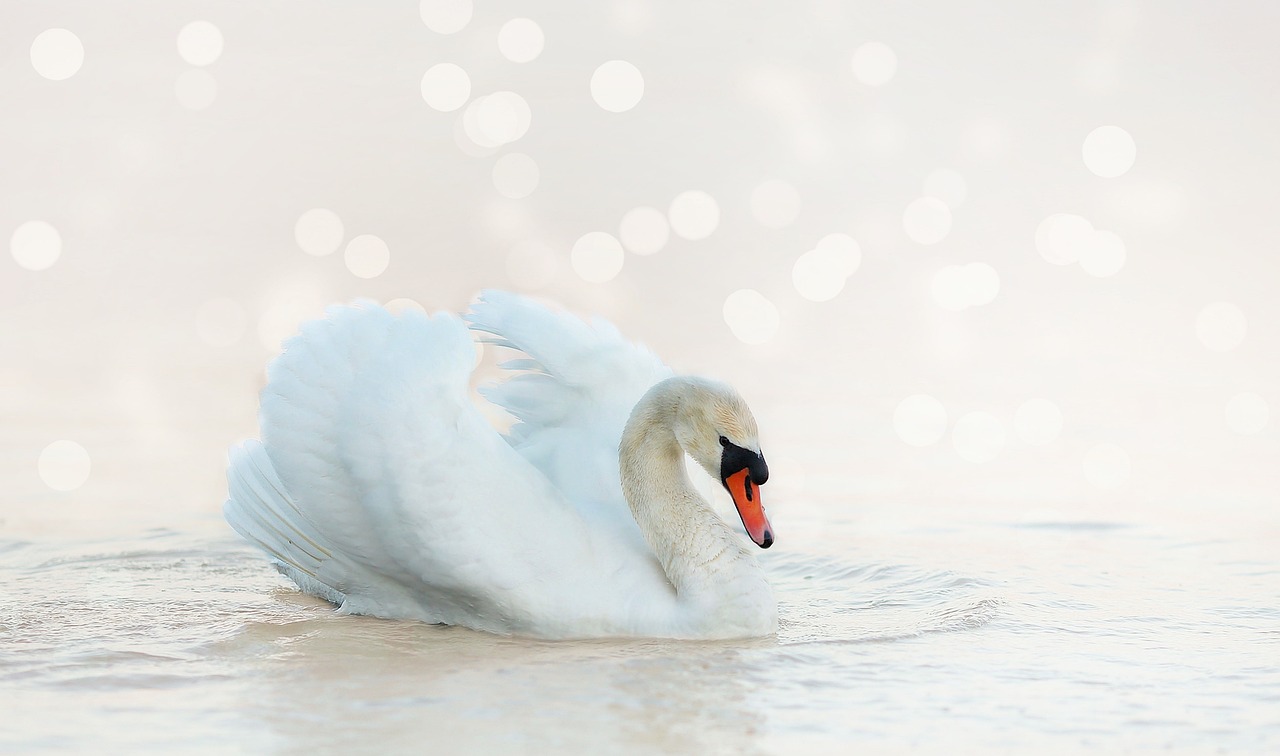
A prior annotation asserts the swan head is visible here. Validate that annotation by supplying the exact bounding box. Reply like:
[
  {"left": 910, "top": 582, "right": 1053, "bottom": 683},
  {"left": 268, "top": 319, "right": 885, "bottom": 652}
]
[{"left": 672, "top": 379, "right": 774, "bottom": 549}]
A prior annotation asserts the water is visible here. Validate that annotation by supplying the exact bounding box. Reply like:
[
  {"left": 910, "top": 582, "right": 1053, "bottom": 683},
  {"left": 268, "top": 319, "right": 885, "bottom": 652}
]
[{"left": 4, "top": 499, "right": 1276, "bottom": 753}]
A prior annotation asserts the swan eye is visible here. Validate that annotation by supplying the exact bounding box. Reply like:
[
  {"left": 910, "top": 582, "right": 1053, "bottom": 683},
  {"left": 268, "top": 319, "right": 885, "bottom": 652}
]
[{"left": 718, "top": 435, "right": 729, "bottom": 447}]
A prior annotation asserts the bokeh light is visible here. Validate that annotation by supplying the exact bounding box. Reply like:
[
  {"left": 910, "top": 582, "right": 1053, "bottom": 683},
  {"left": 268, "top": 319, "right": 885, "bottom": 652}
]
[
  {"left": 420, "top": 63, "right": 471, "bottom": 112},
  {"left": 38, "top": 440, "right": 91, "bottom": 492},
  {"left": 793, "top": 235, "right": 862, "bottom": 303},
  {"left": 1195, "top": 302, "right": 1247, "bottom": 352},
  {"left": 472, "top": 91, "right": 532, "bottom": 146},
  {"left": 420, "top": 0, "right": 472, "bottom": 34},
  {"left": 792, "top": 250, "right": 846, "bottom": 302},
  {"left": 1035, "top": 213, "right": 1124, "bottom": 276},
  {"left": 902, "top": 197, "right": 952, "bottom": 245},
  {"left": 9, "top": 220, "right": 62, "bottom": 271},
  {"left": 492, "top": 153, "right": 540, "bottom": 198},
  {"left": 344, "top": 234, "right": 391, "bottom": 279},
  {"left": 1082, "top": 125, "right": 1136, "bottom": 178},
  {"left": 294, "top": 208, "right": 344, "bottom": 257},
  {"left": 1034, "top": 213, "right": 1090, "bottom": 265},
  {"left": 506, "top": 240, "right": 559, "bottom": 290},
  {"left": 850, "top": 42, "right": 897, "bottom": 86},
  {"left": 498, "top": 18, "right": 544, "bottom": 63},
  {"left": 1014, "top": 398, "right": 1064, "bottom": 446},
  {"left": 1077, "top": 229, "right": 1126, "bottom": 278},
  {"left": 30, "top": 29, "right": 84, "bottom": 81},
  {"left": 176, "top": 21, "right": 223, "bottom": 67},
  {"left": 1083, "top": 442, "right": 1131, "bottom": 490},
  {"left": 668, "top": 191, "right": 720, "bottom": 240},
  {"left": 455, "top": 101, "right": 498, "bottom": 156},
  {"left": 930, "top": 263, "right": 999, "bottom": 311},
  {"left": 749, "top": 180, "right": 802, "bottom": 229},
  {"left": 1224, "top": 393, "right": 1270, "bottom": 435},
  {"left": 618, "top": 206, "right": 669, "bottom": 256},
  {"left": 923, "top": 169, "right": 967, "bottom": 209},
  {"left": 722, "top": 289, "right": 779, "bottom": 345},
  {"left": 894, "top": 394, "right": 948, "bottom": 447},
  {"left": 196, "top": 298, "right": 248, "bottom": 347},
  {"left": 952, "top": 411, "right": 1006, "bottom": 463},
  {"left": 571, "top": 232, "right": 624, "bottom": 283},
  {"left": 590, "top": 60, "right": 644, "bottom": 112},
  {"left": 175, "top": 69, "right": 217, "bottom": 110}
]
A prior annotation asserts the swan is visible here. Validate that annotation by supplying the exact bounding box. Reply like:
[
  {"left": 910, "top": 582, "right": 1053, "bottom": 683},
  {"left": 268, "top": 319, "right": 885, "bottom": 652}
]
[{"left": 224, "top": 291, "right": 776, "bottom": 639}]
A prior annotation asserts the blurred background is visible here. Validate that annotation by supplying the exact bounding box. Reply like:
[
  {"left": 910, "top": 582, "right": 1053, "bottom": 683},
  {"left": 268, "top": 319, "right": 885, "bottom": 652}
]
[{"left": 2, "top": 0, "right": 1277, "bottom": 543}]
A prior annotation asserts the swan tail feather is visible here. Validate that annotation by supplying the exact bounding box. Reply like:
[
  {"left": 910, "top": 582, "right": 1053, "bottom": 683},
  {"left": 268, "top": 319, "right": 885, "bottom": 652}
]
[{"left": 224, "top": 439, "right": 347, "bottom": 604}]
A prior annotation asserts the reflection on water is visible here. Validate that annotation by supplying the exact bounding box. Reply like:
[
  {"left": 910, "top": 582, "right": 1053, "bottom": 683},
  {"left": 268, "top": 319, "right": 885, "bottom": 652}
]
[{"left": 3, "top": 508, "right": 1277, "bottom": 753}]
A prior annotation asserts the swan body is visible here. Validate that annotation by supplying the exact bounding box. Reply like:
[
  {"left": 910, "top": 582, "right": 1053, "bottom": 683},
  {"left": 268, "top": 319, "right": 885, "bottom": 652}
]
[{"left": 224, "top": 291, "right": 776, "bottom": 639}]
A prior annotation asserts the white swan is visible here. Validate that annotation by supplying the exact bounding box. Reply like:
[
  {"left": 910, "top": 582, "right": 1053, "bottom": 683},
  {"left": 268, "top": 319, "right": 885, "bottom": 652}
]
[{"left": 224, "top": 291, "right": 776, "bottom": 639}]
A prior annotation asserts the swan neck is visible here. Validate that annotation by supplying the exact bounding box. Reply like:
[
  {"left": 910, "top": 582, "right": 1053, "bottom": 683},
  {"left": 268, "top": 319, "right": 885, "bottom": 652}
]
[{"left": 619, "top": 379, "right": 748, "bottom": 597}]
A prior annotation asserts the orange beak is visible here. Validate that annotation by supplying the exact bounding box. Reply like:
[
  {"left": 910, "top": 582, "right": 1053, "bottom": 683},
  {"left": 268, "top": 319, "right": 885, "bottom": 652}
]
[{"left": 724, "top": 468, "right": 773, "bottom": 548}]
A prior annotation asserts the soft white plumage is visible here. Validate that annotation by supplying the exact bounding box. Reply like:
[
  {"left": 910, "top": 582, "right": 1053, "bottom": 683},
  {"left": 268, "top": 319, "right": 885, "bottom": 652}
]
[{"left": 224, "top": 291, "right": 776, "bottom": 639}]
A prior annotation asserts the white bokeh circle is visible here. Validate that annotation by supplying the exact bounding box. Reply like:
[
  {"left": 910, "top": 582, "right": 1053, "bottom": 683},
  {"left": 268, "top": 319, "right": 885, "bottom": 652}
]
[
  {"left": 792, "top": 250, "right": 847, "bottom": 302},
  {"left": 1195, "top": 302, "right": 1247, "bottom": 352},
  {"left": 492, "top": 153, "right": 540, "bottom": 199},
  {"left": 571, "top": 232, "right": 624, "bottom": 283},
  {"left": 952, "top": 411, "right": 1006, "bottom": 463},
  {"left": 1035, "top": 213, "right": 1128, "bottom": 276},
  {"left": 420, "top": 0, "right": 473, "bottom": 34},
  {"left": 10, "top": 220, "right": 62, "bottom": 271},
  {"left": 177, "top": 21, "right": 223, "bottom": 67},
  {"left": 894, "top": 394, "right": 948, "bottom": 447},
  {"left": 750, "top": 180, "right": 802, "bottom": 229},
  {"left": 722, "top": 289, "right": 780, "bottom": 345},
  {"left": 902, "top": 197, "right": 952, "bottom": 245},
  {"left": 344, "top": 234, "right": 390, "bottom": 279},
  {"left": 473, "top": 91, "right": 532, "bottom": 145},
  {"left": 619, "top": 206, "right": 670, "bottom": 256},
  {"left": 1035, "top": 213, "right": 1091, "bottom": 265},
  {"left": 591, "top": 60, "right": 644, "bottom": 112},
  {"left": 851, "top": 42, "right": 897, "bottom": 86},
  {"left": 1083, "top": 442, "right": 1130, "bottom": 490},
  {"left": 668, "top": 191, "right": 720, "bottom": 240},
  {"left": 30, "top": 29, "right": 84, "bottom": 81},
  {"left": 1082, "top": 125, "right": 1136, "bottom": 178},
  {"left": 498, "top": 18, "right": 544, "bottom": 63},
  {"left": 294, "top": 208, "right": 344, "bottom": 257},
  {"left": 1014, "top": 398, "right": 1063, "bottom": 445},
  {"left": 421, "top": 63, "right": 471, "bottom": 112},
  {"left": 1078, "top": 229, "right": 1126, "bottom": 278},
  {"left": 196, "top": 298, "right": 248, "bottom": 347},
  {"left": 39, "top": 440, "right": 91, "bottom": 492},
  {"left": 1224, "top": 392, "right": 1269, "bottom": 435}
]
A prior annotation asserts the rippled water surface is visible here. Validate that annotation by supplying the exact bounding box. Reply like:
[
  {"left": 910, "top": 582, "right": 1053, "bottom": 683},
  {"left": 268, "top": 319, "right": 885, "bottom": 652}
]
[{"left": 4, "top": 500, "right": 1277, "bottom": 753}]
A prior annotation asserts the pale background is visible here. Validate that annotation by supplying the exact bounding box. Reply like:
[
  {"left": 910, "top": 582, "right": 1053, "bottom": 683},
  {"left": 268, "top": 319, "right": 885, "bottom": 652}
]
[
  {"left": 2, "top": 2, "right": 1278, "bottom": 751},
  {"left": 4, "top": 1, "right": 1275, "bottom": 538}
]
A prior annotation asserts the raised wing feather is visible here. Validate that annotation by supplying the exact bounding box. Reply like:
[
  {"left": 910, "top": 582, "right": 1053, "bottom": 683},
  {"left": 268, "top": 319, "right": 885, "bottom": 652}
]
[
  {"left": 465, "top": 291, "right": 673, "bottom": 525},
  {"left": 254, "top": 302, "right": 599, "bottom": 634}
]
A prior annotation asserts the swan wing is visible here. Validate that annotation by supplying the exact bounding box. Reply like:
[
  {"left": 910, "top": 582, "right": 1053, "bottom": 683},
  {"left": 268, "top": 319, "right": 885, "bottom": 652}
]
[
  {"left": 238, "top": 302, "right": 601, "bottom": 634},
  {"left": 465, "top": 291, "right": 674, "bottom": 527}
]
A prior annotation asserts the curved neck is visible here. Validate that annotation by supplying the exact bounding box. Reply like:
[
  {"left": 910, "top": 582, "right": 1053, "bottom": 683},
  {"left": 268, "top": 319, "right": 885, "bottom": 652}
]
[{"left": 618, "top": 379, "right": 755, "bottom": 599}]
